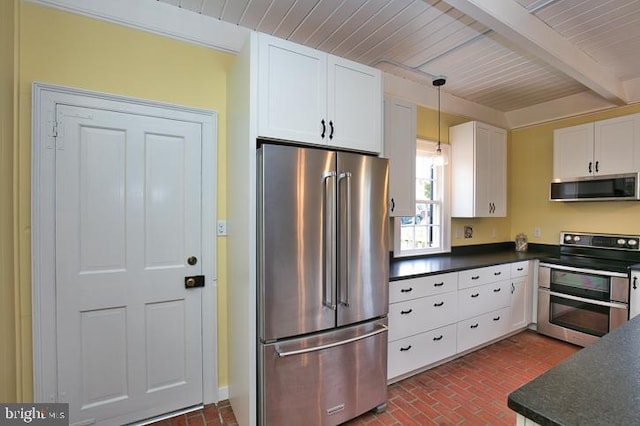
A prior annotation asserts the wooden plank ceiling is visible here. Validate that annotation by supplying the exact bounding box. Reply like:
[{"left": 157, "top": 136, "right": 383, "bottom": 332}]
[{"left": 158, "top": 0, "right": 640, "bottom": 113}]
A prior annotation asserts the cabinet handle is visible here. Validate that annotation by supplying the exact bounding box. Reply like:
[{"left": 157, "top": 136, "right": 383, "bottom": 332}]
[
  {"left": 517, "top": 267, "right": 524, "bottom": 271},
  {"left": 493, "top": 316, "right": 501, "bottom": 321},
  {"left": 511, "top": 282, "right": 515, "bottom": 293},
  {"left": 400, "top": 345, "right": 412, "bottom": 352},
  {"left": 493, "top": 288, "right": 501, "bottom": 293},
  {"left": 390, "top": 197, "right": 395, "bottom": 212},
  {"left": 433, "top": 335, "right": 443, "bottom": 341},
  {"left": 321, "top": 119, "right": 326, "bottom": 138},
  {"left": 471, "top": 275, "right": 480, "bottom": 280},
  {"left": 329, "top": 120, "right": 334, "bottom": 140},
  {"left": 471, "top": 293, "right": 479, "bottom": 298},
  {"left": 470, "top": 323, "right": 479, "bottom": 329},
  {"left": 433, "top": 301, "right": 444, "bottom": 307},
  {"left": 400, "top": 309, "right": 413, "bottom": 315},
  {"left": 494, "top": 271, "right": 501, "bottom": 276},
  {"left": 400, "top": 287, "right": 413, "bottom": 293},
  {"left": 634, "top": 276, "right": 637, "bottom": 290},
  {"left": 595, "top": 160, "right": 599, "bottom": 173},
  {"left": 433, "top": 282, "right": 444, "bottom": 287},
  {"left": 589, "top": 161, "right": 592, "bottom": 174}
]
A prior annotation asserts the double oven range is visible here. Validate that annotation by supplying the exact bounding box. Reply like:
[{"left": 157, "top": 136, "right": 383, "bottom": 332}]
[{"left": 538, "top": 232, "right": 640, "bottom": 347}]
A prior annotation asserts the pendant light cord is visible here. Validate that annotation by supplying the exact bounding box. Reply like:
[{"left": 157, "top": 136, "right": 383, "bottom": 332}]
[{"left": 432, "top": 77, "right": 446, "bottom": 155}]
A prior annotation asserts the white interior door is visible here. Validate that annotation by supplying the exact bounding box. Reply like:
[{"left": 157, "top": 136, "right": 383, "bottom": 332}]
[{"left": 55, "top": 104, "right": 204, "bottom": 426}]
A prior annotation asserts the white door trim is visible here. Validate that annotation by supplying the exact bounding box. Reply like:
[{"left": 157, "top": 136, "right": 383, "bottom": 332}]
[{"left": 31, "top": 82, "right": 218, "bottom": 406}]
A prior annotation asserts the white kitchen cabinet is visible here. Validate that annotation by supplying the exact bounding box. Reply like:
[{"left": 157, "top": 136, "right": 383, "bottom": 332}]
[
  {"left": 458, "top": 263, "right": 510, "bottom": 289},
  {"left": 387, "top": 272, "right": 458, "bottom": 381},
  {"left": 457, "top": 307, "right": 510, "bottom": 353},
  {"left": 383, "top": 96, "right": 416, "bottom": 217},
  {"left": 388, "top": 272, "right": 457, "bottom": 304},
  {"left": 458, "top": 281, "right": 510, "bottom": 321},
  {"left": 451, "top": 121, "right": 507, "bottom": 217},
  {"left": 257, "top": 33, "right": 382, "bottom": 153},
  {"left": 388, "top": 292, "right": 458, "bottom": 341},
  {"left": 630, "top": 270, "right": 640, "bottom": 319},
  {"left": 509, "top": 261, "right": 532, "bottom": 331},
  {"left": 553, "top": 114, "right": 640, "bottom": 179},
  {"left": 388, "top": 324, "right": 457, "bottom": 380}
]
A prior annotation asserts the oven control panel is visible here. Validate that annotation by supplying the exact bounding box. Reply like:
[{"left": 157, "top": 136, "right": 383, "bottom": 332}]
[{"left": 561, "top": 232, "right": 640, "bottom": 250}]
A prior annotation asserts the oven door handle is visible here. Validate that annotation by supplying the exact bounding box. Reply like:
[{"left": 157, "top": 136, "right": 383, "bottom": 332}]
[
  {"left": 539, "top": 262, "right": 628, "bottom": 278},
  {"left": 544, "top": 289, "right": 629, "bottom": 310}
]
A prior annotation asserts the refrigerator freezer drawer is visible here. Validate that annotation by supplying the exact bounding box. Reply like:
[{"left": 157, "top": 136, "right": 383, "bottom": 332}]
[{"left": 259, "top": 319, "right": 388, "bottom": 426}]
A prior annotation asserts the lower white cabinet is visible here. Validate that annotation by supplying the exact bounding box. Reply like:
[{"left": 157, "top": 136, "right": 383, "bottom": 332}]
[
  {"left": 457, "top": 307, "right": 510, "bottom": 353},
  {"left": 388, "top": 324, "right": 457, "bottom": 379},
  {"left": 387, "top": 260, "right": 532, "bottom": 381},
  {"left": 388, "top": 292, "right": 458, "bottom": 341}
]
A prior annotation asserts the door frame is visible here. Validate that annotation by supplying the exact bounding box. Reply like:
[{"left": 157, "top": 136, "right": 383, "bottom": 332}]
[{"left": 31, "top": 82, "right": 218, "bottom": 406}]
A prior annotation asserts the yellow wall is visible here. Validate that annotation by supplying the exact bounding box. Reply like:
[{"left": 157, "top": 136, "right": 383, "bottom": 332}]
[
  {"left": 0, "top": 0, "right": 18, "bottom": 403},
  {"left": 417, "top": 106, "right": 512, "bottom": 246},
  {"left": 12, "top": 3, "right": 235, "bottom": 400},
  {"left": 510, "top": 104, "right": 640, "bottom": 244}
]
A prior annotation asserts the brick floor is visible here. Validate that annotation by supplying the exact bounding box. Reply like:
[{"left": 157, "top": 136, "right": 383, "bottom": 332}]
[{"left": 147, "top": 330, "right": 578, "bottom": 426}]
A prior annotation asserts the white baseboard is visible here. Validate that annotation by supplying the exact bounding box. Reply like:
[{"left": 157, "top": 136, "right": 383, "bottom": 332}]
[{"left": 217, "top": 386, "right": 229, "bottom": 402}]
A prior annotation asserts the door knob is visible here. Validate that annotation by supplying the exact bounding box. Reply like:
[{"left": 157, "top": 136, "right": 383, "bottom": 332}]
[{"left": 186, "top": 278, "right": 196, "bottom": 287}]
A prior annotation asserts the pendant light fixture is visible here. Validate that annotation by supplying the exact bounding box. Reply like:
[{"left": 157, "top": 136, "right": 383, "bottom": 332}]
[{"left": 432, "top": 76, "right": 448, "bottom": 166}]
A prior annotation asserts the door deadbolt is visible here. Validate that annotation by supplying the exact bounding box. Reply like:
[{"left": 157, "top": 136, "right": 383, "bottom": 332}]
[
  {"left": 187, "top": 256, "right": 198, "bottom": 265},
  {"left": 185, "top": 275, "right": 205, "bottom": 288}
]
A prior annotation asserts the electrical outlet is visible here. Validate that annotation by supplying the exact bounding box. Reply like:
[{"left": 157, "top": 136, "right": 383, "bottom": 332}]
[
  {"left": 455, "top": 227, "right": 462, "bottom": 239},
  {"left": 217, "top": 220, "right": 227, "bottom": 236},
  {"left": 533, "top": 227, "right": 541, "bottom": 238}
]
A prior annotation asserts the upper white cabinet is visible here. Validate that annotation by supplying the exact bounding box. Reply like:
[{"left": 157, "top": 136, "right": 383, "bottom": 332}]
[
  {"left": 450, "top": 121, "right": 507, "bottom": 217},
  {"left": 553, "top": 114, "right": 640, "bottom": 179},
  {"left": 257, "top": 33, "right": 382, "bottom": 153},
  {"left": 383, "top": 97, "right": 416, "bottom": 217}
]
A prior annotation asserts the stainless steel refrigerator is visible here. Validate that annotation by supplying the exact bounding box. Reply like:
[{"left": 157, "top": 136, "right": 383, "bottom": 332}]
[{"left": 257, "top": 143, "right": 389, "bottom": 425}]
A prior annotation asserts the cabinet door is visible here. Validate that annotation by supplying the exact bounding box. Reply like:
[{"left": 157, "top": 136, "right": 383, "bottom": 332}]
[
  {"left": 509, "top": 277, "right": 530, "bottom": 331},
  {"left": 553, "top": 123, "right": 594, "bottom": 179},
  {"left": 488, "top": 126, "right": 507, "bottom": 216},
  {"left": 328, "top": 55, "right": 382, "bottom": 153},
  {"left": 630, "top": 272, "right": 640, "bottom": 320},
  {"left": 383, "top": 97, "right": 416, "bottom": 217},
  {"left": 594, "top": 114, "right": 640, "bottom": 175},
  {"left": 474, "top": 124, "right": 492, "bottom": 216},
  {"left": 257, "top": 33, "right": 327, "bottom": 145}
]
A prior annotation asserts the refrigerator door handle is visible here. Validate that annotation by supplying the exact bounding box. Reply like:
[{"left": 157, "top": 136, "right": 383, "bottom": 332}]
[
  {"left": 338, "top": 171, "right": 352, "bottom": 307},
  {"left": 275, "top": 324, "right": 388, "bottom": 358},
  {"left": 322, "top": 171, "right": 337, "bottom": 310}
]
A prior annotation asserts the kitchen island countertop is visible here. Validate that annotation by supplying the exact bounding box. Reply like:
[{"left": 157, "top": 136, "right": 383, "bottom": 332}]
[
  {"left": 508, "top": 315, "right": 640, "bottom": 426},
  {"left": 390, "top": 244, "right": 555, "bottom": 281}
]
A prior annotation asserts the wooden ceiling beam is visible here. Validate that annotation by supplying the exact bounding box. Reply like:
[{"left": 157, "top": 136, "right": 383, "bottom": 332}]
[{"left": 442, "top": 0, "right": 627, "bottom": 105}]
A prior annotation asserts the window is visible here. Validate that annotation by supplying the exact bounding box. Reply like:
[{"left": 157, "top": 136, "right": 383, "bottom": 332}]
[{"left": 394, "top": 139, "right": 451, "bottom": 256}]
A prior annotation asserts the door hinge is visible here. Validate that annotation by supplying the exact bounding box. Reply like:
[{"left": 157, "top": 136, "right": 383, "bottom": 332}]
[{"left": 52, "top": 121, "right": 58, "bottom": 138}]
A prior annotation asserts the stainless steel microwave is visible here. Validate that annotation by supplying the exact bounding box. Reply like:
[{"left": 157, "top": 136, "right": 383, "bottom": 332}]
[{"left": 550, "top": 172, "right": 640, "bottom": 201}]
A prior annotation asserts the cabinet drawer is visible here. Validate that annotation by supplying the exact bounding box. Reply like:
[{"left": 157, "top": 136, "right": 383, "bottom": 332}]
[
  {"left": 388, "top": 324, "right": 457, "bottom": 380},
  {"left": 511, "top": 261, "right": 529, "bottom": 278},
  {"left": 389, "top": 272, "right": 458, "bottom": 303},
  {"left": 458, "top": 281, "right": 510, "bottom": 321},
  {"left": 459, "top": 264, "right": 511, "bottom": 289},
  {"left": 388, "top": 292, "right": 458, "bottom": 342},
  {"left": 457, "top": 307, "right": 510, "bottom": 353}
]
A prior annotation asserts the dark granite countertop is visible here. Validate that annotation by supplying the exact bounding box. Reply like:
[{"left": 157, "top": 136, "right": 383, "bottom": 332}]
[
  {"left": 508, "top": 315, "right": 640, "bottom": 426},
  {"left": 390, "top": 243, "right": 557, "bottom": 281}
]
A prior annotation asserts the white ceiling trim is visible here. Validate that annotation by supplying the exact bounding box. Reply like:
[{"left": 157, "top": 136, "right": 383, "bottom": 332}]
[
  {"left": 505, "top": 91, "right": 616, "bottom": 129},
  {"left": 28, "top": 0, "right": 249, "bottom": 53},
  {"left": 442, "top": 0, "right": 628, "bottom": 105}
]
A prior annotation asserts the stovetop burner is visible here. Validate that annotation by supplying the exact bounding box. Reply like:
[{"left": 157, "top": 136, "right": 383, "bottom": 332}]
[{"left": 542, "top": 231, "right": 640, "bottom": 274}]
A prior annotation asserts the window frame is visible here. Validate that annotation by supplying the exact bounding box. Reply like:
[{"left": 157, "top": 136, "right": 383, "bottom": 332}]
[{"left": 393, "top": 139, "right": 451, "bottom": 257}]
